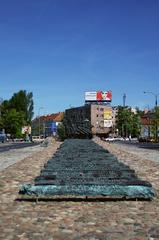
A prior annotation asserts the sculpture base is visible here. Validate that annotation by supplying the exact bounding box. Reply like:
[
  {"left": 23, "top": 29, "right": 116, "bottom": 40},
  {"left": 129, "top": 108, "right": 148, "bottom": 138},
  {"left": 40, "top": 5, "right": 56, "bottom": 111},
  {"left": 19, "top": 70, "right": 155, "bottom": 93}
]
[{"left": 19, "top": 184, "right": 155, "bottom": 200}]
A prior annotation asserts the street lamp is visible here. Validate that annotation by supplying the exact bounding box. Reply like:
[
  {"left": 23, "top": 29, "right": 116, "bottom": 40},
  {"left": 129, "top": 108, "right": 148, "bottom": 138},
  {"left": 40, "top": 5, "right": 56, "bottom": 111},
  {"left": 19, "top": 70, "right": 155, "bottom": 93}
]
[
  {"left": 38, "top": 107, "right": 44, "bottom": 139},
  {"left": 84, "top": 118, "right": 91, "bottom": 138},
  {"left": 143, "top": 91, "right": 159, "bottom": 142}
]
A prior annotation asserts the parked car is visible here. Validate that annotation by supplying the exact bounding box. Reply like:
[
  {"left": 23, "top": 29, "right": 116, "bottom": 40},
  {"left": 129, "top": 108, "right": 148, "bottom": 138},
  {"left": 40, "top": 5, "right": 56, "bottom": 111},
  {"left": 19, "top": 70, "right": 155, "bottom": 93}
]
[
  {"left": 0, "top": 133, "right": 7, "bottom": 143},
  {"left": 105, "top": 137, "right": 125, "bottom": 142},
  {"left": 105, "top": 137, "right": 115, "bottom": 142}
]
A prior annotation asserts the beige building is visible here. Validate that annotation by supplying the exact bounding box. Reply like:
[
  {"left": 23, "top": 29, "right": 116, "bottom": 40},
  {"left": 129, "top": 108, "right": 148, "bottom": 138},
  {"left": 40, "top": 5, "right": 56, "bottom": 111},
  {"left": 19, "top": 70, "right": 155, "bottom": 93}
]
[{"left": 64, "top": 104, "right": 113, "bottom": 138}]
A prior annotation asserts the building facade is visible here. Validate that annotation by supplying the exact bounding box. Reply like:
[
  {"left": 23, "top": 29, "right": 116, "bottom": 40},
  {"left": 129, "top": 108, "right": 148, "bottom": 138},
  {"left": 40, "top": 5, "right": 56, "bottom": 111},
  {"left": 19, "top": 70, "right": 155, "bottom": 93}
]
[
  {"left": 64, "top": 104, "right": 113, "bottom": 138},
  {"left": 140, "top": 111, "right": 155, "bottom": 140},
  {"left": 31, "top": 112, "right": 64, "bottom": 137}
]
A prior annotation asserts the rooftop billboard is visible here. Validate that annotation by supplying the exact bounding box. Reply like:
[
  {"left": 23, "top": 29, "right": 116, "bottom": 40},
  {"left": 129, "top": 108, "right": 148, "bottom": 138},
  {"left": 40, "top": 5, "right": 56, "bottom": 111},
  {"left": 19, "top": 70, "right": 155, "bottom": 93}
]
[{"left": 85, "top": 91, "right": 112, "bottom": 102}]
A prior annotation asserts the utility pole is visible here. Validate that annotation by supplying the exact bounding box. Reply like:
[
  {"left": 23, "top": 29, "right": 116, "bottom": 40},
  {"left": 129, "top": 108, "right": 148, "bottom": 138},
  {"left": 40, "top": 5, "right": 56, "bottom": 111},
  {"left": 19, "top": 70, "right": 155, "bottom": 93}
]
[{"left": 38, "top": 107, "right": 44, "bottom": 139}]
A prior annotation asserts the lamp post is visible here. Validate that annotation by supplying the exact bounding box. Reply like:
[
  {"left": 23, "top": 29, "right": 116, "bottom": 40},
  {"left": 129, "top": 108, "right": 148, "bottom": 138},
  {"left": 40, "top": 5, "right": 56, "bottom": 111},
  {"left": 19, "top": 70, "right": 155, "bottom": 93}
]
[
  {"left": 84, "top": 118, "right": 91, "bottom": 138},
  {"left": 143, "top": 91, "right": 159, "bottom": 142},
  {"left": 38, "top": 107, "right": 44, "bottom": 139}
]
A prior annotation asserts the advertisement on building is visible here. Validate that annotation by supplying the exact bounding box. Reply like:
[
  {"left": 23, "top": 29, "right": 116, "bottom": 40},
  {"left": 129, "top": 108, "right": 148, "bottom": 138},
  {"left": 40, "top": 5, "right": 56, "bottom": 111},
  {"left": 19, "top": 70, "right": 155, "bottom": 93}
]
[
  {"left": 85, "top": 91, "right": 112, "bottom": 102},
  {"left": 22, "top": 126, "right": 31, "bottom": 134},
  {"left": 104, "top": 109, "right": 112, "bottom": 120},
  {"left": 104, "top": 120, "right": 113, "bottom": 128}
]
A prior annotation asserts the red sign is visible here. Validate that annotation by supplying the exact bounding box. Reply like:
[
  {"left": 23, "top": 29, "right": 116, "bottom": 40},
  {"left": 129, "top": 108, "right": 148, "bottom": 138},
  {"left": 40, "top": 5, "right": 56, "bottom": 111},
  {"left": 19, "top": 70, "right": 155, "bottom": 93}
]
[{"left": 96, "top": 91, "right": 112, "bottom": 102}]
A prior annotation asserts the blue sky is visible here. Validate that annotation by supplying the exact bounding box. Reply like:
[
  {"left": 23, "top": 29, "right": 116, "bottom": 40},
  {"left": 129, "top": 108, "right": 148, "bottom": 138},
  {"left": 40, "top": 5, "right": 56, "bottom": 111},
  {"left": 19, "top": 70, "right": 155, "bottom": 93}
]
[{"left": 0, "top": 0, "right": 159, "bottom": 117}]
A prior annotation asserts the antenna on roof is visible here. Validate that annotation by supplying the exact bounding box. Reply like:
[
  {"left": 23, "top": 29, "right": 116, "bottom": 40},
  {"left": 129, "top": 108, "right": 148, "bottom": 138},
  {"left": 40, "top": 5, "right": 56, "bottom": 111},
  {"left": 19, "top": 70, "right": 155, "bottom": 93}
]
[{"left": 123, "top": 93, "right": 126, "bottom": 107}]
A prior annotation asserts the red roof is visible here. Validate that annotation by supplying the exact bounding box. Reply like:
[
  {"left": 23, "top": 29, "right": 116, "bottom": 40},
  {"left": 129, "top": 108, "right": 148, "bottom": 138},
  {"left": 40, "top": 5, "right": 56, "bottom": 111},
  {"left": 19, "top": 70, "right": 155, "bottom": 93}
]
[
  {"left": 32, "top": 112, "right": 64, "bottom": 123},
  {"left": 141, "top": 116, "right": 153, "bottom": 125}
]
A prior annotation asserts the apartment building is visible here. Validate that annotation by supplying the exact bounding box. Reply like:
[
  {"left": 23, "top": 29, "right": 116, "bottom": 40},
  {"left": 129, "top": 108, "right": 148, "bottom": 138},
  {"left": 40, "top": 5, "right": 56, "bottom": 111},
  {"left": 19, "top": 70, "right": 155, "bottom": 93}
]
[{"left": 64, "top": 104, "right": 113, "bottom": 138}]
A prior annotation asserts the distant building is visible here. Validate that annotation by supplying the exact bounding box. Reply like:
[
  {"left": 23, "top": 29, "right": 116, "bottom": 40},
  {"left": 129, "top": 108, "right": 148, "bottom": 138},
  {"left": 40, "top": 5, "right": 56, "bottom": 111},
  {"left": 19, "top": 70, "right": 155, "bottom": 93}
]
[
  {"left": 131, "top": 108, "right": 137, "bottom": 114},
  {"left": 31, "top": 112, "right": 64, "bottom": 137},
  {"left": 64, "top": 104, "right": 113, "bottom": 138},
  {"left": 140, "top": 111, "right": 154, "bottom": 139}
]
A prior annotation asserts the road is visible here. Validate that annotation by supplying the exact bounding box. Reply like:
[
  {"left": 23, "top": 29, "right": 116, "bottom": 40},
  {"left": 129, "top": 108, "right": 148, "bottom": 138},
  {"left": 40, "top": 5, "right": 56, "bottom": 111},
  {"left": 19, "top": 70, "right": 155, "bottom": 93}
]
[
  {"left": 1, "top": 139, "right": 159, "bottom": 171},
  {"left": 113, "top": 140, "right": 159, "bottom": 150},
  {"left": 108, "top": 140, "right": 159, "bottom": 164},
  {"left": 0, "top": 141, "right": 40, "bottom": 153},
  {"left": 0, "top": 141, "right": 42, "bottom": 171}
]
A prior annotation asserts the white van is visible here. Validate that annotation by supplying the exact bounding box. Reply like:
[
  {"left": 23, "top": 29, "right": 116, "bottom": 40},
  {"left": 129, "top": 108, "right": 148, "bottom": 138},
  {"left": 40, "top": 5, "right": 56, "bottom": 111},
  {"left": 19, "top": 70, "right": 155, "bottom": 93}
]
[{"left": 32, "top": 136, "right": 44, "bottom": 143}]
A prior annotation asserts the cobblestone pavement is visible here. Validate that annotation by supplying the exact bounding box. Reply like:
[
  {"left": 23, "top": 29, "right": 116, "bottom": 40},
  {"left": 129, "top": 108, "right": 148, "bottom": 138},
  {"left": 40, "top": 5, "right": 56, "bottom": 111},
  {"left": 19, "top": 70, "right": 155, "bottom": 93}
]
[{"left": 0, "top": 138, "right": 159, "bottom": 240}]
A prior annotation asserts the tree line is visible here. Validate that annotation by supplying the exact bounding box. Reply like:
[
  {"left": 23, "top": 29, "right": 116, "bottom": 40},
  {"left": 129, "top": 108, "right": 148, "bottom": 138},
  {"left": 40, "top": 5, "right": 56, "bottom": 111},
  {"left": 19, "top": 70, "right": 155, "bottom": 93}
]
[
  {"left": 115, "top": 106, "right": 141, "bottom": 138},
  {"left": 0, "top": 90, "right": 34, "bottom": 138},
  {"left": 116, "top": 105, "right": 159, "bottom": 141}
]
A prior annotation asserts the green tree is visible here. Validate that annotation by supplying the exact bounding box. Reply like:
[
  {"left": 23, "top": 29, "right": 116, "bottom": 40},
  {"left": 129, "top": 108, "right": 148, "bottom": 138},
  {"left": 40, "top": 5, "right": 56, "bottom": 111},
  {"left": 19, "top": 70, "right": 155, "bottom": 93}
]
[
  {"left": 2, "top": 109, "right": 25, "bottom": 138},
  {"left": 0, "top": 100, "right": 11, "bottom": 131},
  {"left": 57, "top": 123, "right": 67, "bottom": 141},
  {"left": 9, "top": 90, "right": 34, "bottom": 124},
  {"left": 116, "top": 106, "right": 141, "bottom": 138},
  {"left": 0, "top": 90, "right": 34, "bottom": 137},
  {"left": 131, "top": 114, "right": 141, "bottom": 137}
]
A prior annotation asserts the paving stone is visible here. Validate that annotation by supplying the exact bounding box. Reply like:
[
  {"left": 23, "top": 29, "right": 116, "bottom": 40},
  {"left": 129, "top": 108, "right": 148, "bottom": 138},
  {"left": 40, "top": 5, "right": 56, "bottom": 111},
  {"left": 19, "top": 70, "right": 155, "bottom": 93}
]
[{"left": 0, "top": 137, "right": 159, "bottom": 239}]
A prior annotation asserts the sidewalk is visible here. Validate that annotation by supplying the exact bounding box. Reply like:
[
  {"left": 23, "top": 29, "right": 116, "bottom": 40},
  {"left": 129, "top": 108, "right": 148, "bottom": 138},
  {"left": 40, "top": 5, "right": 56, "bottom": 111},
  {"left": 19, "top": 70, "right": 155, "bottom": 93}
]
[{"left": 0, "top": 139, "right": 159, "bottom": 239}]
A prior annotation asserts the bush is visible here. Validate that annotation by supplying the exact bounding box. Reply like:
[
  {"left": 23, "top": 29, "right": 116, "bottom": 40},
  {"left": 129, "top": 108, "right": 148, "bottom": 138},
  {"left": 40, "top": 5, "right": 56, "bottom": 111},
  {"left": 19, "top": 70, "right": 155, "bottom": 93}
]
[{"left": 57, "top": 123, "right": 67, "bottom": 141}]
